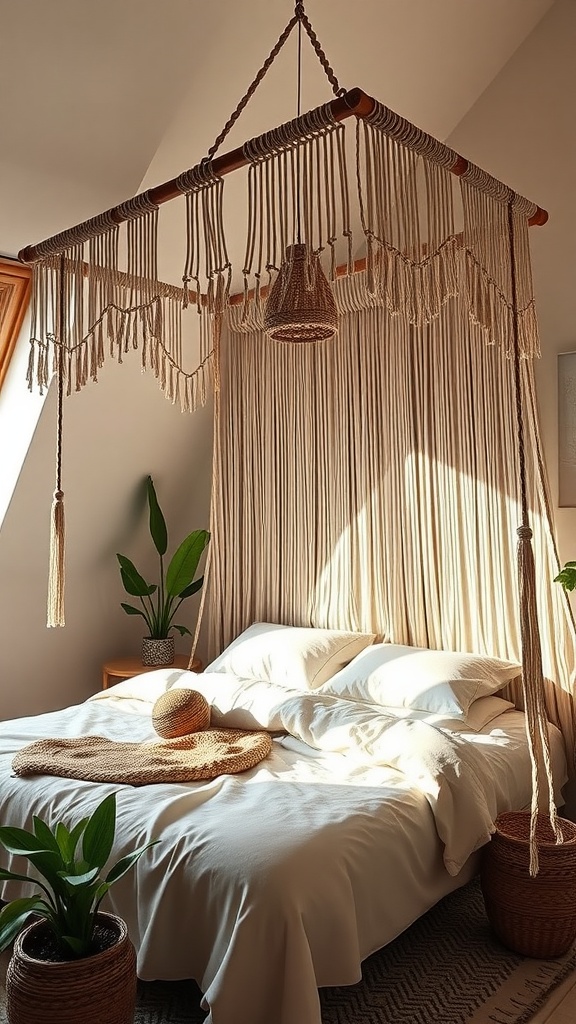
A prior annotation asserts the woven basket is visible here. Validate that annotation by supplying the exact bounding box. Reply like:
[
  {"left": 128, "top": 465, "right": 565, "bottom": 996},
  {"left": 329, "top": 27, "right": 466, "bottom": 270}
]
[
  {"left": 264, "top": 243, "right": 338, "bottom": 342},
  {"left": 481, "top": 810, "right": 576, "bottom": 958},
  {"left": 6, "top": 913, "right": 136, "bottom": 1024}
]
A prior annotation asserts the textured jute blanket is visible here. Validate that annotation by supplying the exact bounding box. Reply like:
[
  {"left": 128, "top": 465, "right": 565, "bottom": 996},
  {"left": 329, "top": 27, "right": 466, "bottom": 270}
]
[{"left": 11, "top": 729, "right": 273, "bottom": 786}]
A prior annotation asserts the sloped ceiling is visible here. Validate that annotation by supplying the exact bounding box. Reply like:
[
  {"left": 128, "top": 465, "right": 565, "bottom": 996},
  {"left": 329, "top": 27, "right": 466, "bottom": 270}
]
[{"left": 1, "top": 0, "right": 555, "bottom": 259}]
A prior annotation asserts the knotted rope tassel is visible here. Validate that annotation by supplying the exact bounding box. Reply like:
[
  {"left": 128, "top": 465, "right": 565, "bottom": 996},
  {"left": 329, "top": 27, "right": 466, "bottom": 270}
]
[
  {"left": 47, "top": 257, "right": 66, "bottom": 627},
  {"left": 509, "top": 204, "right": 561, "bottom": 874},
  {"left": 47, "top": 487, "right": 65, "bottom": 627}
]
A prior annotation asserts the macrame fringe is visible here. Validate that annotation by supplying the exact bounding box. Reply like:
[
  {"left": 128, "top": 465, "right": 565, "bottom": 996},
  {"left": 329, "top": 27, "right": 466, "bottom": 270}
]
[
  {"left": 461, "top": 178, "right": 540, "bottom": 359},
  {"left": 26, "top": 202, "right": 216, "bottom": 414},
  {"left": 238, "top": 109, "right": 352, "bottom": 331},
  {"left": 47, "top": 489, "right": 65, "bottom": 628},
  {"left": 354, "top": 114, "right": 541, "bottom": 358}
]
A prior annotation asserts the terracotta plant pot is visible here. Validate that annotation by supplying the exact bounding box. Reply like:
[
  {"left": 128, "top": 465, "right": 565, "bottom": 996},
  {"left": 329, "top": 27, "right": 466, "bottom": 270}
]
[
  {"left": 141, "top": 636, "right": 175, "bottom": 666},
  {"left": 6, "top": 913, "right": 136, "bottom": 1024}
]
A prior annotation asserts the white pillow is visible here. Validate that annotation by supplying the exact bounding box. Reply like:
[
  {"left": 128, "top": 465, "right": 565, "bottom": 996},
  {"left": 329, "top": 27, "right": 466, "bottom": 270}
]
[
  {"left": 463, "top": 695, "right": 516, "bottom": 731},
  {"left": 318, "top": 643, "right": 521, "bottom": 718},
  {"left": 205, "top": 622, "right": 376, "bottom": 690}
]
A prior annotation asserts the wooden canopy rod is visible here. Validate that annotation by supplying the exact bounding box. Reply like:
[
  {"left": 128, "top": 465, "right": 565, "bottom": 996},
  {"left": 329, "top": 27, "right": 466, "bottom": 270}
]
[{"left": 18, "top": 86, "right": 547, "bottom": 265}]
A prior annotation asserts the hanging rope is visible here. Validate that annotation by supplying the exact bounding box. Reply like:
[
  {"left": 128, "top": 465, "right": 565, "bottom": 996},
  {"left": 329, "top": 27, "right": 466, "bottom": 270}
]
[
  {"left": 47, "top": 254, "right": 66, "bottom": 628},
  {"left": 509, "top": 198, "right": 563, "bottom": 873},
  {"left": 207, "top": 2, "right": 345, "bottom": 161}
]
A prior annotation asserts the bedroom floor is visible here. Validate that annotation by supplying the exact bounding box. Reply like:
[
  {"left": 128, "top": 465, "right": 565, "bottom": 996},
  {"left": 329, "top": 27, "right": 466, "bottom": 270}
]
[{"left": 532, "top": 967, "right": 576, "bottom": 1023}]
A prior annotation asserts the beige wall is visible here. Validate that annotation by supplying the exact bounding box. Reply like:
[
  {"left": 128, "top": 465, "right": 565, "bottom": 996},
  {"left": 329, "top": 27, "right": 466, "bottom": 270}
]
[
  {"left": 0, "top": 166, "right": 213, "bottom": 720},
  {"left": 448, "top": 0, "right": 576, "bottom": 568},
  {"left": 0, "top": 354, "right": 213, "bottom": 721}
]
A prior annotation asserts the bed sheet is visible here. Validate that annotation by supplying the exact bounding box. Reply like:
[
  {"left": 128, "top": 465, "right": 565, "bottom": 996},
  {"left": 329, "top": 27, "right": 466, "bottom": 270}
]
[{"left": 0, "top": 672, "right": 568, "bottom": 1024}]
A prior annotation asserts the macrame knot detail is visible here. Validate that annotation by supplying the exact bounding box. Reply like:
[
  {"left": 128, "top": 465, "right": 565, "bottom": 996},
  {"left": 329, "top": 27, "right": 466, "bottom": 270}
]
[
  {"left": 365, "top": 100, "right": 458, "bottom": 170},
  {"left": 517, "top": 525, "right": 533, "bottom": 541},
  {"left": 176, "top": 160, "right": 218, "bottom": 195},
  {"left": 460, "top": 162, "right": 512, "bottom": 206},
  {"left": 117, "top": 193, "right": 159, "bottom": 220},
  {"left": 54, "top": 490, "right": 64, "bottom": 502}
]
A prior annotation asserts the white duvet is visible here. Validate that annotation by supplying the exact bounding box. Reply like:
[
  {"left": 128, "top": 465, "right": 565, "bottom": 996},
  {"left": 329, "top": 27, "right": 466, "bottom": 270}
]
[{"left": 0, "top": 669, "right": 568, "bottom": 1024}]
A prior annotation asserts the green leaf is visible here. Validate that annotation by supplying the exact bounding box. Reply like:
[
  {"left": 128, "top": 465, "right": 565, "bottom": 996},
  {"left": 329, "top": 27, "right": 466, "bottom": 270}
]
[
  {"left": 166, "top": 530, "right": 210, "bottom": 597},
  {"left": 33, "top": 817, "right": 61, "bottom": 855},
  {"left": 117, "top": 555, "right": 155, "bottom": 598},
  {"left": 55, "top": 822, "right": 75, "bottom": 865},
  {"left": 68, "top": 818, "right": 89, "bottom": 856},
  {"left": 553, "top": 565, "right": 576, "bottom": 591},
  {"left": 0, "top": 863, "right": 57, "bottom": 909},
  {"left": 0, "top": 867, "right": 37, "bottom": 886},
  {"left": 0, "top": 897, "right": 47, "bottom": 952},
  {"left": 59, "top": 867, "right": 100, "bottom": 887},
  {"left": 92, "top": 881, "right": 111, "bottom": 911},
  {"left": 105, "top": 840, "right": 159, "bottom": 885},
  {"left": 178, "top": 576, "right": 204, "bottom": 599},
  {"left": 147, "top": 476, "right": 168, "bottom": 557},
  {"left": 0, "top": 826, "right": 50, "bottom": 856},
  {"left": 121, "top": 602, "right": 150, "bottom": 619},
  {"left": 172, "top": 624, "right": 192, "bottom": 636},
  {"left": 28, "top": 851, "right": 67, "bottom": 892},
  {"left": 82, "top": 793, "right": 116, "bottom": 870}
]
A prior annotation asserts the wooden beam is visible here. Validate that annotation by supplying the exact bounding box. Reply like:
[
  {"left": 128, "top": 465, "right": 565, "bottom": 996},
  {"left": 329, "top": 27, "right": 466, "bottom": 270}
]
[{"left": 18, "top": 87, "right": 547, "bottom": 265}]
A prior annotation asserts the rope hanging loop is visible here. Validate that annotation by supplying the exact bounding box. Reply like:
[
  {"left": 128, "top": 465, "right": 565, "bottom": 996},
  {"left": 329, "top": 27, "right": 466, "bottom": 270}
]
[
  {"left": 294, "top": 1, "right": 347, "bottom": 98},
  {"left": 206, "top": 1, "right": 346, "bottom": 160}
]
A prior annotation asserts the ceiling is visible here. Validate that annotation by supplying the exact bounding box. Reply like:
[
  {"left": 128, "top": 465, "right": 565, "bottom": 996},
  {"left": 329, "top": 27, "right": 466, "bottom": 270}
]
[{"left": 0, "top": 0, "right": 556, "bottom": 254}]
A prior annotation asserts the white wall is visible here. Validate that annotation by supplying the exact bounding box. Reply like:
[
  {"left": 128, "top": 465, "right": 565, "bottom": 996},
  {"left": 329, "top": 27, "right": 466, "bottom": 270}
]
[{"left": 447, "top": 0, "right": 576, "bottom": 568}]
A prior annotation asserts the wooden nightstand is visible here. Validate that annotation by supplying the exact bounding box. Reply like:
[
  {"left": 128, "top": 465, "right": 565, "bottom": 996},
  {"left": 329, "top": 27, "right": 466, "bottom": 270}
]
[{"left": 102, "top": 655, "right": 202, "bottom": 690}]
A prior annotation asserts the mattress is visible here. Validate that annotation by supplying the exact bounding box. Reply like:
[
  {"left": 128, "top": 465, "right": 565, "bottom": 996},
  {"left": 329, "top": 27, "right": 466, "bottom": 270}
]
[{"left": 0, "top": 670, "right": 568, "bottom": 1024}]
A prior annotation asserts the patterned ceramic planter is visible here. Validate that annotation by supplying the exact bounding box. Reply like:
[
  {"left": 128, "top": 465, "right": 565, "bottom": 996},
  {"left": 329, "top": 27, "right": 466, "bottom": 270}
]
[{"left": 141, "top": 636, "right": 175, "bottom": 666}]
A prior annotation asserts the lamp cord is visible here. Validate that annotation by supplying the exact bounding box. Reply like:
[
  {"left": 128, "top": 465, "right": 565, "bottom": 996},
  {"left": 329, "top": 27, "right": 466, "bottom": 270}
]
[{"left": 296, "top": 14, "right": 302, "bottom": 244}]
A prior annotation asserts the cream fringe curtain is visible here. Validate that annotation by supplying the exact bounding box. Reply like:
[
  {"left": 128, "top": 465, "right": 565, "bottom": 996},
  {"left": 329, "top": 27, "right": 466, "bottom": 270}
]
[{"left": 209, "top": 286, "right": 576, "bottom": 788}]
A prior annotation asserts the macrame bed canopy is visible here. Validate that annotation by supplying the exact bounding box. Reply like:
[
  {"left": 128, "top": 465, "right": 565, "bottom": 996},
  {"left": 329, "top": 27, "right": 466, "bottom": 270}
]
[{"left": 18, "top": 3, "right": 569, "bottom": 872}]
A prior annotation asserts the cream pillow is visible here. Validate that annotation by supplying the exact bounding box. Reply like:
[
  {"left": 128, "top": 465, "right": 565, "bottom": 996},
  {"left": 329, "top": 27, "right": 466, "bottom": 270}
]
[
  {"left": 205, "top": 622, "right": 375, "bottom": 690},
  {"left": 462, "top": 695, "right": 516, "bottom": 731},
  {"left": 318, "top": 643, "right": 521, "bottom": 718}
]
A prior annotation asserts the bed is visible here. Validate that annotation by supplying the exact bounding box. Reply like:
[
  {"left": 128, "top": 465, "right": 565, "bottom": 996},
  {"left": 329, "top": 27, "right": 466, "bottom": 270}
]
[{"left": 0, "top": 626, "right": 569, "bottom": 1024}]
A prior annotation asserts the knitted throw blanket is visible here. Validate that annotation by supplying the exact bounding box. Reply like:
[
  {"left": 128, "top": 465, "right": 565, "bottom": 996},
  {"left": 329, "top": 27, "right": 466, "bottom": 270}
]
[{"left": 11, "top": 729, "right": 273, "bottom": 786}]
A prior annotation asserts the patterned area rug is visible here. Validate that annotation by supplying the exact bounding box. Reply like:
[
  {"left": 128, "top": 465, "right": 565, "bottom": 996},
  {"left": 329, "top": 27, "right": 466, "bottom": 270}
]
[{"left": 1, "top": 878, "right": 575, "bottom": 1023}]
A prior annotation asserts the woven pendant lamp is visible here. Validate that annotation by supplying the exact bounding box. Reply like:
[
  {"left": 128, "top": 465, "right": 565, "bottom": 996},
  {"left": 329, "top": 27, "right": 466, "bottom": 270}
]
[{"left": 264, "top": 243, "right": 338, "bottom": 343}]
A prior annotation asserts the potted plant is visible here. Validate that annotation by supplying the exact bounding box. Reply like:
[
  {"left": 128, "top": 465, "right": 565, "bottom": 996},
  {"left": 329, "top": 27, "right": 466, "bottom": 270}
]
[
  {"left": 117, "top": 475, "right": 210, "bottom": 666},
  {"left": 0, "top": 791, "right": 158, "bottom": 1024}
]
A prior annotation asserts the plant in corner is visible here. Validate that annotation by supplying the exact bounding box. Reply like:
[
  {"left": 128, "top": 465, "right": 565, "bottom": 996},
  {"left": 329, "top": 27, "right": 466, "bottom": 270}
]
[
  {"left": 117, "top": 475, "right": 210, "bottom": 666},
  {"left": 0, "top": 791, "right": 158, "bottom": 1024}
]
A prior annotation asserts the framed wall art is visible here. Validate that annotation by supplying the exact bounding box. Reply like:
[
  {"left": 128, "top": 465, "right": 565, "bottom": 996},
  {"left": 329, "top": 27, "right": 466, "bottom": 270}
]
[{"left": 558, "top": 351, "right": 576, "bottom": 507}]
